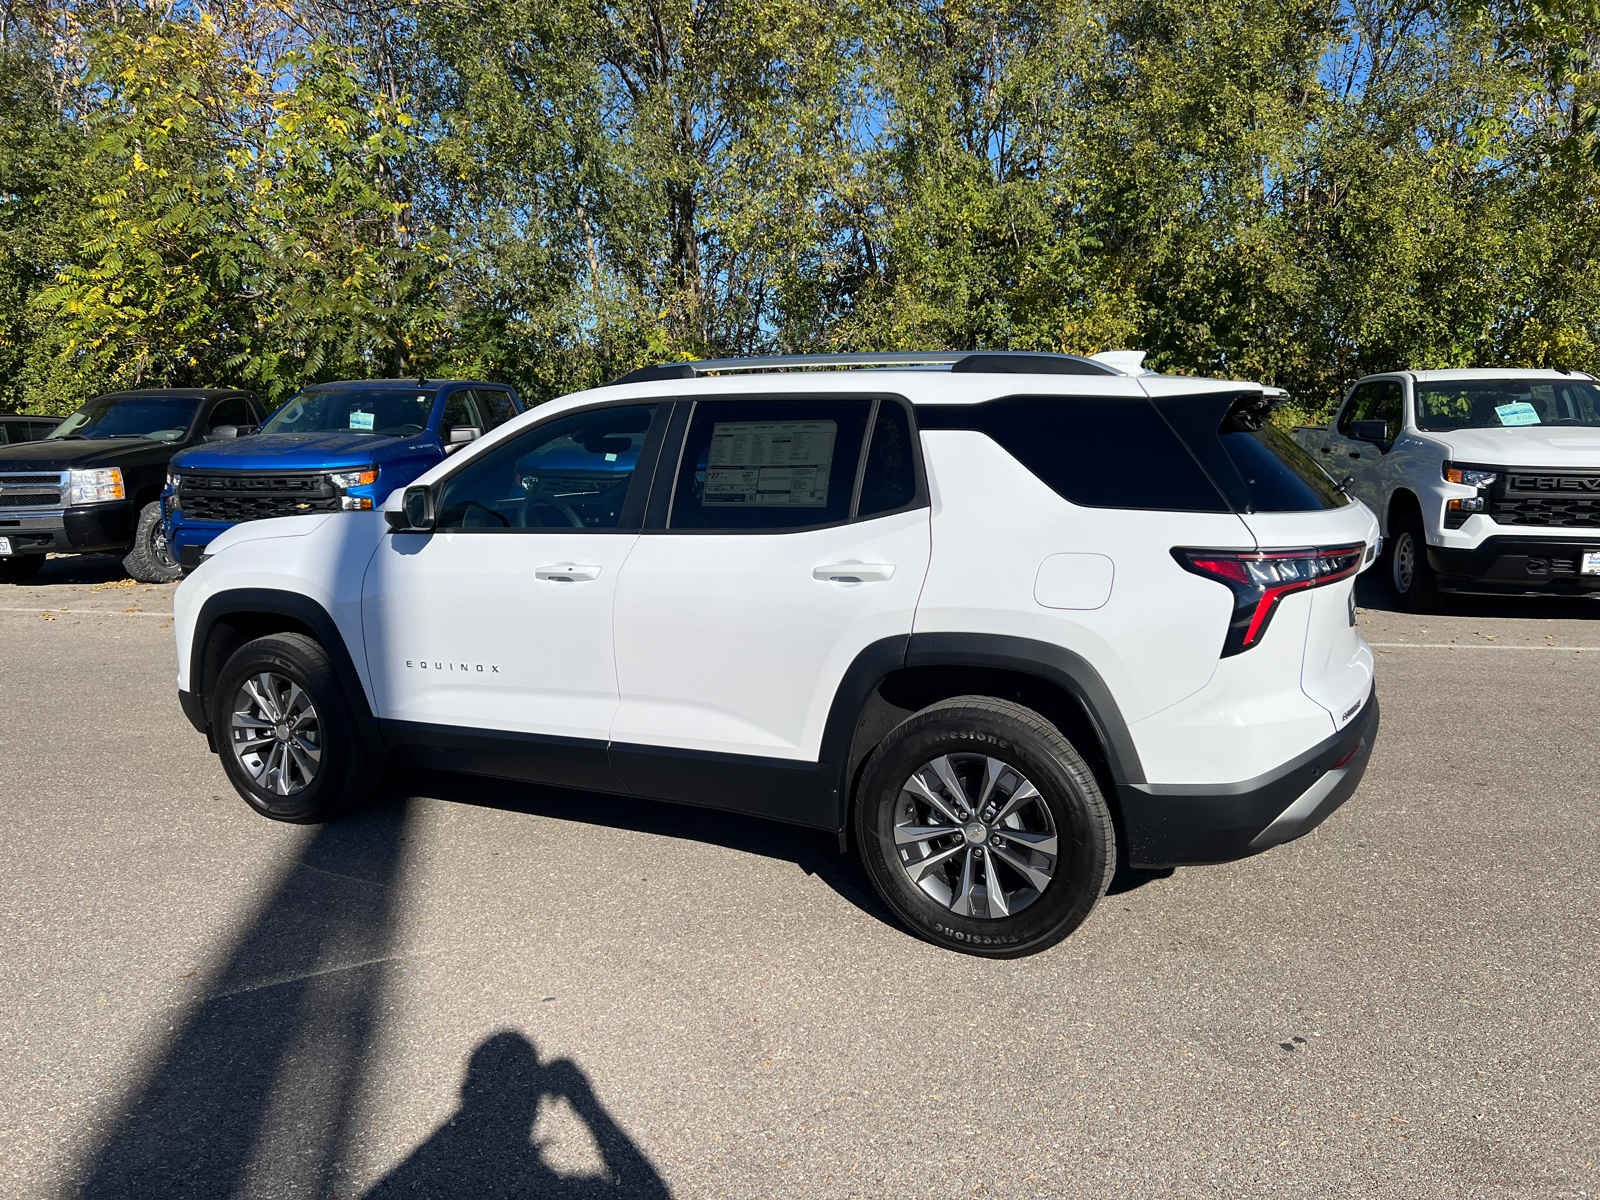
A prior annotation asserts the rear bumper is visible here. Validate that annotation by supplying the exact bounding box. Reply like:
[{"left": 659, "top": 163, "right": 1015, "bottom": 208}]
[
  {"left": 0, "top": 501, "right": 138, "bottom": 555},
  {"left": 1118, "top": 691, "right": 1378, "bottom": 867},
  {"left": 1427, "top": 536, "right": 1600, "bottom": 596}
]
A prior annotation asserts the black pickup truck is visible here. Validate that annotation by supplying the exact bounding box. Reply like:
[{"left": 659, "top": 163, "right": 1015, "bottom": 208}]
[{"left": 0, "top": 388, "right": 264, "bottom": 583}]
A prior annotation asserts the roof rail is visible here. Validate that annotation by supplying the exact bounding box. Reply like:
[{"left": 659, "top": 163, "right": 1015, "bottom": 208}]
[{"left": 604, "top": 350, "right": 1129, "bottom": 386}]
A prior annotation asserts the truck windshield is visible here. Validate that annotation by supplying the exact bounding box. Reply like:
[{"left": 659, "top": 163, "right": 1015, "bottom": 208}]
[
  {"left": 260, "top": 388, "right": 436, "bottom": 437},
  {"left": 47, "top": 395, "right": 202, "bottom": 441},
  {"left": 1415, "top": 380, "right": 1600, "bottom": 431}
]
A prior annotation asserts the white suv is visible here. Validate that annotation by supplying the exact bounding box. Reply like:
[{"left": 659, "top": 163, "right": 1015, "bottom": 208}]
[{"left": 174, "top": 352, "right": 1381, "bottom": 957}]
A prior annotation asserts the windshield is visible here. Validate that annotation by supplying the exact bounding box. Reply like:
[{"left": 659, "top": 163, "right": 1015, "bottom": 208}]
[
  {"left": 260, "top": 388, "right": 436, "bottom": 437},
  {"left": 1415, "top": 379, "right": 1600, "bottom": 431},
  {"left": 47, "top": 395, "right": 202, "bottom": 442}
]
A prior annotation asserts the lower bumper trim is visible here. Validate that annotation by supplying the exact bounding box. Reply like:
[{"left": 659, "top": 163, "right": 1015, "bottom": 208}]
[
  {"left": 1118, "top": 692, "right": 1379, "bottom": 868},
  {"left": 1428, "top": 536, "right": 1600, "bottom": 595},
  {"left": 177, "top": 688, "right": 213, "bottom": 750}
]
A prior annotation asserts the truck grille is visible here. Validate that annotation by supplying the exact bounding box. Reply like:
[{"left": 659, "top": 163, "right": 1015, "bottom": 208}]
[
  {"left": 176, "top": 472, "right": 340, "bottom": 523},
  {"left": 0, "top": 472, "right": 65, "bottom": 510},
  {"left": 1492, "top": 472, "right": 1600, "bottom": 528}
]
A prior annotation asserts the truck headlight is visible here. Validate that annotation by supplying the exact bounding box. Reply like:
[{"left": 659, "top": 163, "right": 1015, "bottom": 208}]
[
  {"left": 1443, "top": 464, "right": 1498, "bottom": 487},
  {"left": 329, "top": 468, "right": 379, "bottom": 511},
  {"left": 68, "top": 468, "right": 126, "bottom": 504}
]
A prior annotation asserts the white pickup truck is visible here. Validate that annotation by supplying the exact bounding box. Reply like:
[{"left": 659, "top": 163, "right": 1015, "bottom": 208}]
[{"left": 1292, "top": 369, "right": 1600, "bottom": 610}]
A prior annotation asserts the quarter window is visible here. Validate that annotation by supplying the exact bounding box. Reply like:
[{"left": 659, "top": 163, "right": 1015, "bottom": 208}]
[
  {"left": 858, "top": 402, "right": 918, "bottom": 517},
  {"left": 435, "top": 405, "right": 657, "bottom": 530},
  {"left": 917, "top": 396, "right": 1229, "bottom": 512},
  {"left": 668, "top": 399, "right": 872, "bottom": 530}
]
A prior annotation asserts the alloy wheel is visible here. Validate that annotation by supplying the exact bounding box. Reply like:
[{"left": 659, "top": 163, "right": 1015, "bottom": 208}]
[
  {"left": 892, "top": 753, "right": 1059, "bottom": 919},
  {"left": 229, "top": 671, "right": 321, "bottom": 795}
]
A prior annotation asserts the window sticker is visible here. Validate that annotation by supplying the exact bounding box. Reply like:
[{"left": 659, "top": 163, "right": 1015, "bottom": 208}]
[
  {"left": 704, "top": 420, "right": 837, "bottom": 507},
  {"left": 349, "top": 410, "right": 375, "bottom": 431},
  {"left": 1495, "top": 401, "right": 1540, "bottom": 427}
]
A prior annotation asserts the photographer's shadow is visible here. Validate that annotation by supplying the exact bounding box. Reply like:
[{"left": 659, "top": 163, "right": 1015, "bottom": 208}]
[{"left": 365, "top": 1031, "right": 669, "bottom": 1200}]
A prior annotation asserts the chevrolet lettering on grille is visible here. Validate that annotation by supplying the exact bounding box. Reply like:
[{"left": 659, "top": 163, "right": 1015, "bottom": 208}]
[{"left": 1507, "top": 474, "right": 1600, "bottom": 493}]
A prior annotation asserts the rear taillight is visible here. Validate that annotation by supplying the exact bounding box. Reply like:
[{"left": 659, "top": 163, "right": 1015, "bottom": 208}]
[{"left": 1174, "top": 544, "right": 1364, "bottom": 657}]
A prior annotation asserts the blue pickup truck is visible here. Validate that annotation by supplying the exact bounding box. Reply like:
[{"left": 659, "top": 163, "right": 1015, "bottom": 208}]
[{"left": 163, "top": 378, "right": 525, "bottom": 571}]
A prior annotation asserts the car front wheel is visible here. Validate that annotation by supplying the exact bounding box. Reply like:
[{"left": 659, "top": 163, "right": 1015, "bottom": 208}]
[
  {"left": 212, "top": 633, "right": 382, "bottom": 823},
  {"left": 855, "top": 696, "right": 1115, "bottom": 958}
]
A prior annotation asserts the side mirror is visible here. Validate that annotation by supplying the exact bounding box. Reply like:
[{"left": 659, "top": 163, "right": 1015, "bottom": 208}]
[
  {"left": 448, "top": 425, "right": 481, "bottom": 445},
  {"left": 1349, "top": 420, "right": 1393, "bottom": 451},
  {"left": 386, "top": 485, "right": 436, "bottom": 532},
  {"left": 203, "top": 425, "right": 241, "bottom": 442}
]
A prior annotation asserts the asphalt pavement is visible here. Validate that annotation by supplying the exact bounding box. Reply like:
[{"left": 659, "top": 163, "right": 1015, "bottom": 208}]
[{"left": 1, "top": 553, "right": 1596, "bottom": 1199}]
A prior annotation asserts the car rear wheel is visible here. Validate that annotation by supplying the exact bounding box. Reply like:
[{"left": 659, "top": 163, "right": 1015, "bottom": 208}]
[
  {"left": 1387, "top": 509, "right": 1437, "bottom": 612},
  {"left": 122, "top": 501, "right": 182, "bottom": 583},
  {"left": 854, "top": 696, "right": 1115, "bottom": 958},
  {"left": 213, "top": 633, "right": 382, "bottom": 823}
]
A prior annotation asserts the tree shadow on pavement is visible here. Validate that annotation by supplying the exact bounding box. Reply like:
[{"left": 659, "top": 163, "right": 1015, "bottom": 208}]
[
  {"left": 363, "top": 1031, "right": 670, "bottom": 1200},
  {"left": 73, "top": 800, "right": 415, "bottom": 1198},
  {"left": 70, "top": 794, "right": 673, "bottom": 1199}
]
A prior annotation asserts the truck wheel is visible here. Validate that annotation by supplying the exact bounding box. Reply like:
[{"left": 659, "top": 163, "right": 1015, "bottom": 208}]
[
  {"left": 1, "top": 555, "right": 44, "bottom": 583},
  {"left": 212, "top": 633, "right": 383, "bottom": 823},
  {"left": 122, "top": 501, "right": 182, "bottom": 583},
  {"left": 854, "top": 696, "right": 1115, "bottom": 958},
  {"left": 1387, "top": 510, "right": 1437, "bottom": 612}
]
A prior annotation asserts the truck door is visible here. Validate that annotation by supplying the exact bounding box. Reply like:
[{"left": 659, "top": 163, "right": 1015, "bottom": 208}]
[{"left": 1326, "top": 380, "right": 1403, "bottom": 511}]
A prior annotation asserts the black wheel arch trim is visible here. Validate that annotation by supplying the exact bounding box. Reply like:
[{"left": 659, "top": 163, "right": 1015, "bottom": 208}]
[
  {"left": 901, "top": 632, "right": 1145, "bottom": 786},
  {"left": 187, "top": 588, "right": 380, "bottom": 754}
]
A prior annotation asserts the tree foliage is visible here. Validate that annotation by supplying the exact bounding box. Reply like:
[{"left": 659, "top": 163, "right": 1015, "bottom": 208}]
[{"left": 1, "top": 0, "right": 1596, "bottom": 418}]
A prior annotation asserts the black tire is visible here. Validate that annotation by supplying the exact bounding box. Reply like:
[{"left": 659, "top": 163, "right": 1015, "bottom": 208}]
[
  {"left": 122, "top": 500, "right": 182, "bottom": 583},
  {"left": 854, "top": 696, "right": 1116, "bottom": 958},
  {"left": 212, "top": 633, "right": 383, "bottom": 823},
  {"left": 1387, "top": 508, "right": 1437, "bottom": 612},
  {"left": 0, "top": 555, "right": 45, "bottom": 583}
]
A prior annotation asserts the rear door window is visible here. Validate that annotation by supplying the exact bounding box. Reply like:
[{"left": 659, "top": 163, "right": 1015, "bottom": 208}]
[{"left": 668, "top": 398, "right": 872, "bottom": 530}]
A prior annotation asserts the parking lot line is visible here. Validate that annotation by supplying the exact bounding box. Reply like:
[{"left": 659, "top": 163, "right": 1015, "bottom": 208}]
[
  {"left": 1371, "top": 641, "right": 1598, "bottom": 651},
  {"left": 0, "top": 605, "right": 173, "bottom": 617}
]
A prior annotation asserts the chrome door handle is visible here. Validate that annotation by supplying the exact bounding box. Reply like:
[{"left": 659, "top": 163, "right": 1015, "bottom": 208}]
[
  {"left": 535, "top": 563, "right": 602, "bottom": 582},
  {"left": 813, "top": 562, "right": 895, "bottom": 583}
]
